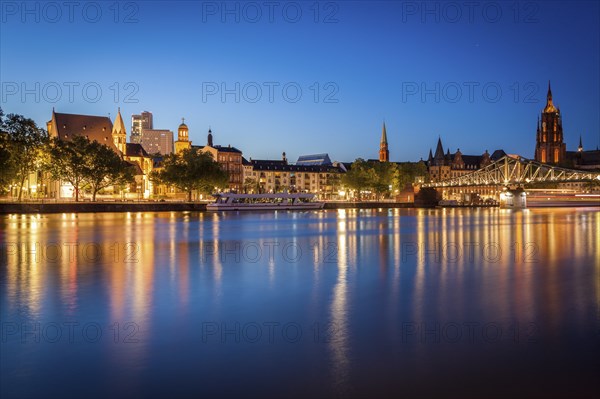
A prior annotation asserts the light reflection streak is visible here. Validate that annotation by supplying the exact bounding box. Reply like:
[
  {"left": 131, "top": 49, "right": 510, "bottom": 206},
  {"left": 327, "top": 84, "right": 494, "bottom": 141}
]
[{"left": 329, "top": 221, "right": 350, "bottom": 394}]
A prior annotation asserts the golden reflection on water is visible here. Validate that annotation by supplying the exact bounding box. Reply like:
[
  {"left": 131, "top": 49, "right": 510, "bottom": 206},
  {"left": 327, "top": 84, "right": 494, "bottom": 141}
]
[
  {"left": 2, "top": 208, "right": 598, "bottom": 384},
  {"left": 330, "top": 212, "right": 350, "bottom": 393}
]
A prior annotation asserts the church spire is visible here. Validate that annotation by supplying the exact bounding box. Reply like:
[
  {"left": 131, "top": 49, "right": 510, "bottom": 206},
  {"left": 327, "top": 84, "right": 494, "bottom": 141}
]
[
  {"left": 578, "top": 135, "right": 583, "bottom": 152},
  {"left": 434, "top": 136, "right": 444, "bottom": 160},
  {"left": 381, "top": 122, "right": 388, "bottom": 145},
  {"left": 544, "top": 80, "right": 557, "bottom": 113},
  {"left": 112, "top": 107, "right": 127, "bottom": 154},
  {"left": 379, "top": 121, "right": 389, "bottom": 162}
]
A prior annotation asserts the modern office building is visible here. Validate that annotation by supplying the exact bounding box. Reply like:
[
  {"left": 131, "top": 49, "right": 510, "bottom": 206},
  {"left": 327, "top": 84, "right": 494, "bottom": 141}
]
[
  {"left": 131, "top": 111, "right": 153, "bottom": 143},
  {"left": 140, "top": 129, "right": 174, "bottom": 155}
]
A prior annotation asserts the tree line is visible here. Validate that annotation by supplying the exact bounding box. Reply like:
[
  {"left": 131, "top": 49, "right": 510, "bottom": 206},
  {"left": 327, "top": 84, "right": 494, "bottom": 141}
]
[{"left": 341, "top": 158, "right": 427, "bottom": 200}]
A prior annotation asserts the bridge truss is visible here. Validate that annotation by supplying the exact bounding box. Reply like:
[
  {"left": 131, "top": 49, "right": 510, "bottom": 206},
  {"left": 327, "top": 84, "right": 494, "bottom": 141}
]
[{"left": 423, "top": 155, "right": 600, "bottom": 188}]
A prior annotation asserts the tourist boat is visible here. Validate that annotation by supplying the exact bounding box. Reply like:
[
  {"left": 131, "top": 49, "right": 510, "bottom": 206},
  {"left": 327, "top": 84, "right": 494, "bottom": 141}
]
[{"left": 207, "top": 192, "right": 325, "bottom": 211}]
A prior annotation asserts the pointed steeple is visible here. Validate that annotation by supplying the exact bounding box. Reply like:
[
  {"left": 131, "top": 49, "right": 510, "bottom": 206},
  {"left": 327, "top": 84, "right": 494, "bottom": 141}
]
[
  {"left": 544, "top": 80, "right": 557, "bottom": 113},
  {"left": 434, "top": 136, "right": 444, "bottom": 159},
  {"left": 578, "top": 135, "right": 583, "bottom": 152},
  {"left": 113, "top": 107, "right": 126, "bottom": 135},
  {"left": 112, "top": 107, "right": 127, "bottom": 154},
  {"left": 378, "top": 121, "right": 389, "bottom": 162},
  {"left": 380, "top": 122, "right": 388, "bottom": 145},
  {"left": 427, "top": 148, "right": 433, "bottom": 164}
]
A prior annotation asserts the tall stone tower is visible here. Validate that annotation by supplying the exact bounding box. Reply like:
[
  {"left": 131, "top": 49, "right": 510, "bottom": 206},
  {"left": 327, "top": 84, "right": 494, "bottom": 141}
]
[
  {"left": 379, "top": 122, "right": 389, "bottom": 162},
  {"left": 112, "top": 108, "right": 127, "bottom": 154},
  {"left": 534, "top": 82, "right": 566, "bottom": 164},
  {"left": 175, "top": 118, "right": 191, "bottom": 154}
]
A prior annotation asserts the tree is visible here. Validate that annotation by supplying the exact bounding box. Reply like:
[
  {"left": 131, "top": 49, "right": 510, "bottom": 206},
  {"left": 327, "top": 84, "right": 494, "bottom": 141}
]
[
  {"left": 341, "top": 159, "right": 372, "bottom": 200},
  {"left": 1, "top": 111, "right": 48, "bottom": 201},
  {"left": 83, "top": 140, "right": 134, "bottom": 201},
  {"left": 0, "top": 109, "right": 18, "bottom": 194},
  {"left": 46, "top": 135, "right": 135, "bottom": 201},
  {"left": 342, "top": 159, "right": 399, "bottom": 200},
  {"left": 45, "top": 136, "right": 89, "bottom": 201},
  {"left": 150, "top": 149, "right": 228, "bottom": 201},
  {"left": 371, "top": 161, "right": 398, "bottom": 200},
  {"left": 243, "top": 177, "right": 258, "bottom": 194},
  {"left": 395, "top": 161, "right": 428, "bottom": 191}
]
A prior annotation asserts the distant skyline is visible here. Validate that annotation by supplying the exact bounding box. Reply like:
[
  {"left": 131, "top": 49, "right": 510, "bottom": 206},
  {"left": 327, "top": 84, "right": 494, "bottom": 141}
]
[{"left": 1, "top": 1, "right": 598, "bottom": 162}]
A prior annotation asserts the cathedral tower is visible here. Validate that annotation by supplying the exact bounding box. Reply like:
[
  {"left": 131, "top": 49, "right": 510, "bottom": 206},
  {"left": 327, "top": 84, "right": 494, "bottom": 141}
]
[{"left": 534, "top": 81, "right": 566, "bottom": 164}]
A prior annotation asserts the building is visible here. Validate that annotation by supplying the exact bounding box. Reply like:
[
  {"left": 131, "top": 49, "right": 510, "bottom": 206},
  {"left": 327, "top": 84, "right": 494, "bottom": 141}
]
[
  {"left": 379, "top": 122, "right": 389, "bottom": 162},
  {"left": 195, "top": 129, "right": 243, "bottom": 192},
  {"left": 46, "top": 108, "right": 153, "bottom": 199},
  {"left": 131, "top": 111, "right": 153, "bottom": 144},
  {"left": 296, "top": 153, "right": 332, "bottom": 166},
  {"left": 531, "top": 83, "right": 600, "bottom": 171},
  {"left": 426, "top": 137, "right": 506, "bottom": 200},
  {"left": 243, "top": 153, "right": 345, "bottom": 199},
  {"left": 170, "top": 122, "right": 244, "bottom": 193},
  {"left": 534, "top": 82, "right": 566, "bottom": 164},
  {"left": 174, "top": 118, "right": 191, "bottom": 154},
  {"left": 140, "top": 129, "right": 174, "bottom": 155},
  {"left": 566, "top": 136, "right": 600, "bottom": 170}
]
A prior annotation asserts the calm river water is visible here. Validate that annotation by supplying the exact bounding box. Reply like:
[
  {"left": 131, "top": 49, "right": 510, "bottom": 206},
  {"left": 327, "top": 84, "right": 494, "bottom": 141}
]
[{"left": 1, "top": 208, "right": 598, "bottom": 398}]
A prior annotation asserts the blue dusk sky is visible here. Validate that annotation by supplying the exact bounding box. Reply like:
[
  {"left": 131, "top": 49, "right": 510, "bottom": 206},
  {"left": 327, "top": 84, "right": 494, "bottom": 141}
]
[{"left": 1, "top": 1, "right": 598, "bottom": 162}]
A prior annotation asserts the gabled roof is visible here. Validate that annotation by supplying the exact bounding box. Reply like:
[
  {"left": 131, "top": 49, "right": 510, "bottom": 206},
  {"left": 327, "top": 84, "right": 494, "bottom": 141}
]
[
  {"left": 214, "top": 145, "right": 242, "bottom": 153},
  {"left": 490, "top": 149, "right": 507, "bottom": 161},
  {"left": 50, "top": 112, "right": 117, "bottom": 152},
  {"left": 460, "top": 155, "right": 482, "bottom": 167},
  {"left": 125, "top": 160, "right": 144, "bottom": 176},
  {"left": 125, "top": 143, "right": 149, "bottom": 157}
]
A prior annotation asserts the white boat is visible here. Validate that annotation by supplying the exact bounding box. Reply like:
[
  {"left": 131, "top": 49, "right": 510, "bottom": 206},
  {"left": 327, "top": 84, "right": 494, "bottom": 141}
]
[{"left": 207, "top": 192, "right": 325, "bottom": 211}]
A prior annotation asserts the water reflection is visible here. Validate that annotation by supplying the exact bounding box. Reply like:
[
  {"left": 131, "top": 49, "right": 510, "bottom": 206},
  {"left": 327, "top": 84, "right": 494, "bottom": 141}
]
[{"left": 1, "top": 208, "right": 598, "bottom": 398}]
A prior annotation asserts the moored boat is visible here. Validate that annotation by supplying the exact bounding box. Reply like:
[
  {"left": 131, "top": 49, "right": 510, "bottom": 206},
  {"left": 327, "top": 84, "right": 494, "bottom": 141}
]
[{"left": 206, "top": 192, "right": 325, "bottom": 211}]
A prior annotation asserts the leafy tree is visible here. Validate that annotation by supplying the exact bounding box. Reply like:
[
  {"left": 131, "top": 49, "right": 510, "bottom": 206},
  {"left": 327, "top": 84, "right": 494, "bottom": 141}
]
[
  {"left": 1, "top": 111, "right": 48, "bottom": 200},
  {"left": 45, "top": 136, "right": 89, "bottom": 201},
  {"left": 342, "top": 159, "right": 400, "bottom": 200},
  {"left": 395, "top": 161, "right": 428, "bottom": 190},
  {"left": 150, "top": 148, "right": 228, "bottom": 201},
  {"left": 243, "top": 177, "right": 258, "bottom": 194},
  {"left": 83, "top": 139, "right": 134, "bottom": 201},
  {"left": 46, "top": 135, "right": 135, "bottom": 201},
  {"left": 0, "top": 109, "right": 18, "bottom": 194},
  {"left": 371, "top": 161, "right": 398, "bottom": 200},
  {"left": 341, "top": 159, "right": 372, "bottom": 200}
]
